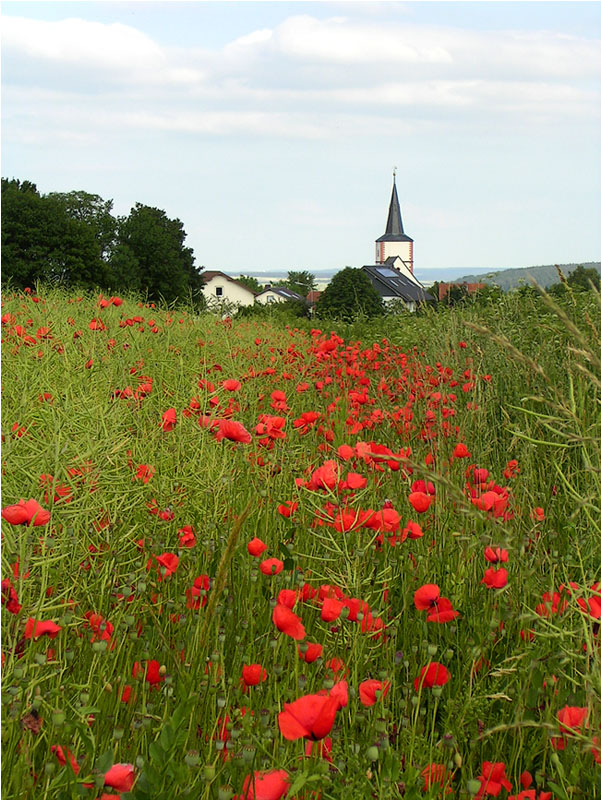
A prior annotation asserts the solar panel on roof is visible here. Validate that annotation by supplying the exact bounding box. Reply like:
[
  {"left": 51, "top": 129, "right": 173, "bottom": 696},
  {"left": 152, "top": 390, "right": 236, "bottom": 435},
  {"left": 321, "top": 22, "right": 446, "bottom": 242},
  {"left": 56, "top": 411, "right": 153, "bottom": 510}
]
[{"left": 376, "top": 267, "right": 399, "bottom": 277}]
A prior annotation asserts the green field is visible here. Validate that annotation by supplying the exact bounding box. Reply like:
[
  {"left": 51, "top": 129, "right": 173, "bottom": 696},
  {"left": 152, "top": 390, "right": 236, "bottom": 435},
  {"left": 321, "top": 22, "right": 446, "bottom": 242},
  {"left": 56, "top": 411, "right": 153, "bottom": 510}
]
[{"left": 1, "top": 286, "right": 600, "bottom": 800}]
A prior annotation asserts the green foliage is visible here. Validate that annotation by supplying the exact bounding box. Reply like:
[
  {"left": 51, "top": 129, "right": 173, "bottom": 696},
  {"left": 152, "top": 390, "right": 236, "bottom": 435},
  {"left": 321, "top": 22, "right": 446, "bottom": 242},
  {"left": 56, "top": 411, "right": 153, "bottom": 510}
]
[
  {"left": 46, "top": 190, "right": 117, "bottom": 260},
  {"left": 283, "top": 270, "right": 316, "bottom": 297},
  {"left": 109, "top": 203, "right": 203, "bottom": 306},
  {"left": 567, "top": 265, "right": 601, "bottom": 291},
  {"left": 1, "top": 178, "right": 110, "bottom": 290},
  {"left": 2, "top": 177, "right": 206, "bottom": 306},
  {"left": 316, "top": 266, "right": 384, "bottom": 322},
  {"left": 236, "top": 274, "right": 263, "bottom": 293}
]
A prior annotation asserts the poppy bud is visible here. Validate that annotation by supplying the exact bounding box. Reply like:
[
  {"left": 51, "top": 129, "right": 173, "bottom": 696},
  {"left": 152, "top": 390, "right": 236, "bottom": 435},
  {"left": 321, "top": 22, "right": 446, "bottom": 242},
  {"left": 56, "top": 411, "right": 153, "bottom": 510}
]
[{"left": 366, "top": 746, "right": 379, "bottom": 762}]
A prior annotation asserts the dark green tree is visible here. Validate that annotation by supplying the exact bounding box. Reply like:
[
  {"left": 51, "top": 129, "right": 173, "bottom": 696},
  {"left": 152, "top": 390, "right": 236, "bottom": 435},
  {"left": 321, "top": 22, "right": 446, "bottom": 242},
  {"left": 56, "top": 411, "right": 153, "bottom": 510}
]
[
  {"left": 567, "top": 265, "right": 600, "bottom": 291},
  {"left": 315, "top": 267, "right": 384, "bottom": 322},
  {"left": 237, "top": 274, "right": 263, "bottom": 293},
  {"left": 47, "top": 190, "right": 117, "bottom": 260},
  {"left": 284, "top": 270, "right": 316, "bottom": 297},
  {"left": 110, "top": 203, "right": 203, "bottom": 305},
  {"left": 1, "top": 178, "right": 109, "bottom": 289}
]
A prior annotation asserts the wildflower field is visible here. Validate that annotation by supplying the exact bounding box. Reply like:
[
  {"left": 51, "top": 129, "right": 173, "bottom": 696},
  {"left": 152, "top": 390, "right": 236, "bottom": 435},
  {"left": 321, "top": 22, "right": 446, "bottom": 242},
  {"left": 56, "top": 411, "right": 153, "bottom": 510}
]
[{"left": 1, "top": 286, "right": 600, "bottom": 801}]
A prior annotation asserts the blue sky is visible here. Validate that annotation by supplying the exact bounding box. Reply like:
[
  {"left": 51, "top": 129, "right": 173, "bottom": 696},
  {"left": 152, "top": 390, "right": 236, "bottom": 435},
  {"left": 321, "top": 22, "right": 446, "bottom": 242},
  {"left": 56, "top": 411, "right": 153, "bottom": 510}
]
[{"left": 2, "top": 2, "right": 600, "bottom": 281}]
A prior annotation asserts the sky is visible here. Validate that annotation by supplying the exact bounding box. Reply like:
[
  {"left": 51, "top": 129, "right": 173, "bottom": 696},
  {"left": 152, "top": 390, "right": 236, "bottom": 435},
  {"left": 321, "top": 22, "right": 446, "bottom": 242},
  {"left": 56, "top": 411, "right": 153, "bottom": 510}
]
[{"left": 2, "top": 1, "right": 600, "bottom": 282}]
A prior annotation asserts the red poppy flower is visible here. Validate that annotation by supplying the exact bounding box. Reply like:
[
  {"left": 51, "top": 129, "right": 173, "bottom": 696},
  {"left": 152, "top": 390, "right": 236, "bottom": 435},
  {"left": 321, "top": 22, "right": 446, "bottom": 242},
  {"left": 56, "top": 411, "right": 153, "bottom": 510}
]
[
  {"left": 557, "top": 705, "right": 588, "bottom": 735},
  {"left": 134, "top": 464, "right": 155, "bottom": 483},
  {"left": 414, "top": 662, "right": 450, "bottom": 691},
  {"left": 503, "top": 460, "right": 520, "bottom": 480},
  {"left": 453, "top": 443, "right": 471, "bottom": 458},
  {"left": 1, "top": 578, "right": 22, "bottom": 614},
  {"left": 104, "top": 763, "right": 136, "bottom": 793},
  {"left": 343, "top": 472, "right": 367, "bottom": 490},
  {"left": 427, "top": 597, "right": 460, "bottom": 623},
  {"left": 238, "top": 769, "right": 290, "bottom": 800},
  {"left": 178, "top": 525, "right": 196, "bottom": 548},
  {"left": 215, "top": 419, "right": 252, "bottom": 444},
  {"left": 421, "top": 763, "right": 453, "bottom": 793},
  {"left": 475, "top": 762, "right": 512, "bottom": 798},
  {"left": 307, "top": 460, "right": 338, "bottom": 491},
  {"left": 278, "top": 682, "right": 347, "bottom": 742},
  {"left": 305, "top": 737, "right": 333, "bottom": 762},
  {"left": 297, "top": 641, "right": 323, "bottom": 663},
  {"left": 277, "top": 500, "right": 298, "bottom": 518},
  {"left": 359, "top": 679, "right": 391, "bottom": 707},
  {"left": 408, "top": 492, "right": 432, "bottom": 513},
  {"left": 247, "top": 537, "right": 268, "bottom": 557},
  {"left": 147, "top": 552, "right": 179, "bottom": 581},
  {"left": 402, "top": 520, "right": 424, "bottom": 540},
  {"left": 24, "top": 618, "right": 62, "bottom": 639},
  {"left": 484, "top": 546, "right": 508, "bottom": 563},
  {"left": 277, "top": 589, "right": 297, "bottom": 609},
  {"left": 531, "top": 507, "right": 545, "bottom": 522},
  {"left": 414, "top": 584, "right": 440, "bottom": 611},
  {"left": 481, "top": 567, "right": 508, "bottom": 589},
  {"left": 186, "top": 574, "right": 210, "bottom": 609},
  {"left": 51, "top": 745, "right": 80, "bottom": 775},
  {"left": 272, "top": 604, "right": 305, "bottom": 640},
  {"left": 260, "top": 558, "right": 284, "bottom": 576},
  {"left": 321, "top": 597, "right": 344, "bottom": 622},
  {"left": 135, "top": 659, "right": 164, "bottom": 686},
  {"left": 222, "top": 379, "right": 242, "bottom": 392},
  {"left": 2, "top": 498, "right": 50, "bottom": 526},
  {"left": 160, "top": 408, "right": 177, "bottom": 431},
  {"left": 241, "top": 664, "right": 267, "bottom": 688}
]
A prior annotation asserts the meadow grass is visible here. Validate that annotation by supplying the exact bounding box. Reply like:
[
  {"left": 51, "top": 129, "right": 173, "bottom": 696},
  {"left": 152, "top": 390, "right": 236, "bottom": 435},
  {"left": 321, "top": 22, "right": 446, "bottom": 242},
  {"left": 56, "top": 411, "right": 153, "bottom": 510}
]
[{"left": 1, "top": 285, "right": 599, "bottom": 800}]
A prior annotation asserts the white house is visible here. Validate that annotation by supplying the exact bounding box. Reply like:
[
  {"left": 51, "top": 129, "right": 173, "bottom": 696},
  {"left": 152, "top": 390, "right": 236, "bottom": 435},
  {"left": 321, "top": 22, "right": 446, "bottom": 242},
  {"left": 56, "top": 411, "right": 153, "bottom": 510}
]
[
  {"left": 200, "top": 271, "right": 256, "bottom": 310},
  {"left": 255, "top": 286, "right": 305, "bottom": 305}
]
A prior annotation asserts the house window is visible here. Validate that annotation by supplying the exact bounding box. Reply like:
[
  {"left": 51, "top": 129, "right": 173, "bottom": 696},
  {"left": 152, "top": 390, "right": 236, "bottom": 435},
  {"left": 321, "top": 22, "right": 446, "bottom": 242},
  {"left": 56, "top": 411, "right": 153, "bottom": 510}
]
[
  {"left": 215, "top": 286, "right": 223, "bottom": 297},
  {"left": 267, "top": 296, "right": 275, "bottom": 303}
]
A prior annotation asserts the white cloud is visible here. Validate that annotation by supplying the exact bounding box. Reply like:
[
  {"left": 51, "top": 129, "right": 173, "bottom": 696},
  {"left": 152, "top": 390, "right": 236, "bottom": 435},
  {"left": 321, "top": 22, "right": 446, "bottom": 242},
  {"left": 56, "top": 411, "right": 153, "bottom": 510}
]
[
  {"left": 1, "top": 11, "right": 599, "bottom": 145},
  {"left": 1, "top": 16, "right": 203, "bottom": 85}
]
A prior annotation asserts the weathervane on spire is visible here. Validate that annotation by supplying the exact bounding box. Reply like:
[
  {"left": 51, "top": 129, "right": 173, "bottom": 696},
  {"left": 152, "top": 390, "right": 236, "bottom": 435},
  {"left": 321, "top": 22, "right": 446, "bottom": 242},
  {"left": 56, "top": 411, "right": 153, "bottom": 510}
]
[{"left": 393, "top": 166, "right": 397, "bottom": 183}]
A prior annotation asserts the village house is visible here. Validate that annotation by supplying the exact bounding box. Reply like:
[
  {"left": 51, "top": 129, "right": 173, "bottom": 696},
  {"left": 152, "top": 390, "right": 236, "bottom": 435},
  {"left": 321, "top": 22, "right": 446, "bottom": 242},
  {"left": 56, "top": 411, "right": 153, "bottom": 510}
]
[
  {"left": 200, "top": 270, "right": 256, "bottom": 310},
  {"left": 437, "top": 281, "right": 487, "bottom": 300},
  {"left": 254, "top": 285, "right": 306, "bottom": 305}
]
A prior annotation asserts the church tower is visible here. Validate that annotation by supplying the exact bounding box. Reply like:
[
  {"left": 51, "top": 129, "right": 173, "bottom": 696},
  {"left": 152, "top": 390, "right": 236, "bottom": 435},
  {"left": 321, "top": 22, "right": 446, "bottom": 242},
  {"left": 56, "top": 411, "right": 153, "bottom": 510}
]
[{"left": 375, "top": 173, "right": 414, "bottom": 274}]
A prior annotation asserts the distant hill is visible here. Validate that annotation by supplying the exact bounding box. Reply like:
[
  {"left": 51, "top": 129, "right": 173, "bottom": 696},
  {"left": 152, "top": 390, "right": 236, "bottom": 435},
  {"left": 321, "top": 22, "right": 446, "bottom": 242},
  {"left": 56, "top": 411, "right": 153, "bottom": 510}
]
[{"left": 453, "top": 262, "right": 601, "bottom": 291}]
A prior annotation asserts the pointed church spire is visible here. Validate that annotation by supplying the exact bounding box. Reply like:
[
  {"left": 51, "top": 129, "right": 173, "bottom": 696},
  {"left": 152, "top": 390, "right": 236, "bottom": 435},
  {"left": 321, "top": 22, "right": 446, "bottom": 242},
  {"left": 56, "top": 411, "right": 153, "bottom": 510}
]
[{"left": 384, "top": 173, "right": 404, "bottom": 237}]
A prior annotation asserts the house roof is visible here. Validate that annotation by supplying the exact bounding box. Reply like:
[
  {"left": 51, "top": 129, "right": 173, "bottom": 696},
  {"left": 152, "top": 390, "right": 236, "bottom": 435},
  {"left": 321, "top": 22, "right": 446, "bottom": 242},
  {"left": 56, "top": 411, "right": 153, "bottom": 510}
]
[
  {"left": 200, "top": 271, "right": 257, "bottom": 294},
  {"left": 255, "top": 286, "right": 305, "bottom": 302},
  {"left": 306, "top": 290, "right": 322, "bottom": 304},
  {"left": 362, "top": 265, "right": 434, "bottom": 303},
  {"left": 375, "top": 179, "right": 413, "bottom": 244}
]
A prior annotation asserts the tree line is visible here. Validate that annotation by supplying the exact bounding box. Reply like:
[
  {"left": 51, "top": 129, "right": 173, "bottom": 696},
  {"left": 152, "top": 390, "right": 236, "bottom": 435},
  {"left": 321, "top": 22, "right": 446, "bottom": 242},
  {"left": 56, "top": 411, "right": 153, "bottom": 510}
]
[{"left": 1, "top": 179, "right": 205, "bottom": 305}]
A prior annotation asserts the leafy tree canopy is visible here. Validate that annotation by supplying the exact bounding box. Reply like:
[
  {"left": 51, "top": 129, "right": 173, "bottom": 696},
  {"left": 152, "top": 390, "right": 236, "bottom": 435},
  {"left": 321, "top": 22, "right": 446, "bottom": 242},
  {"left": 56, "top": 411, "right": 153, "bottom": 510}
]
[
  {"left": 567, "top": 265, "right": 600, "bottom": 291},
  {"left": 109, "top": 203, "right": 203, "bottom": 306},
  {"left": 47, "top": 190, "right": 117, "bottom": 259},
  {"left": 315, "top": 267, "right": 384, "bottom": 322},
  {"left": 1, "top": 178, "right": 110, "bottom": 290},
  {"left": 237, "top": 274, "right": 263, "bottom": 293},
  {"left": 284, "top": 270, "right": 316, "bottom": 297}
]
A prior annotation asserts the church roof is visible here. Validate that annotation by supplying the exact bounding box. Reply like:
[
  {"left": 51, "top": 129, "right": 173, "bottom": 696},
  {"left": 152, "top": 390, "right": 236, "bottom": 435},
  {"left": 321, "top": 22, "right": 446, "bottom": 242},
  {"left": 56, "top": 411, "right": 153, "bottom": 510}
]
[
  {"left": 362, "top": 264, "right": 434, "bottom": 303},
  {"left": 375, "top": 179, "right": 413, "bottom": 243}
]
